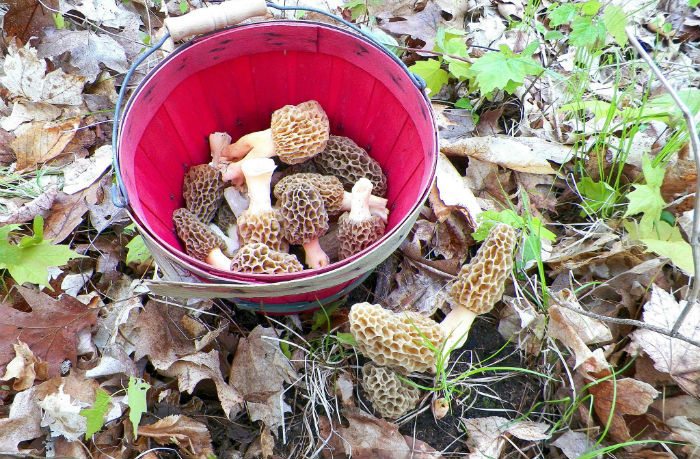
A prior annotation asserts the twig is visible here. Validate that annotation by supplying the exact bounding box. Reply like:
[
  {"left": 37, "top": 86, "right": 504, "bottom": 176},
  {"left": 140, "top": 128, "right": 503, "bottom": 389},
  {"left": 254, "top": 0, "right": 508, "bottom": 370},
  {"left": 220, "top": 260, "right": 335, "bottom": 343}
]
[
  {"left": 625, "top": 28, "right": 700, "bottom": 335},
  {"left": 393, "top": 45, "right": 473, "bottom": 63},
  {"left": 557, "top": 302, "right": 700, "bottom": 349}
]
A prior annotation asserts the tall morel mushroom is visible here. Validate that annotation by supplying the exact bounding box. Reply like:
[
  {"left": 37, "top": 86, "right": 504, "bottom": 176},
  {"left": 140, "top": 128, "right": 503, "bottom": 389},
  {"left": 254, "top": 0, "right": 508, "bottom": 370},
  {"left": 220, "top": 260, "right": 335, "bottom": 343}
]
[
  {"left": 313, "top": 135, "right": 388, "bottom": 197},
  {"left": 348, "top": 302, "right": 444, "bottom": 374},
  {"left": 237, "top": 158, "right": 286, "bottom": 252},
  {"left": 222, "top": 100, "right": 330, "bottom": 164},
  {"left": 173, "top": 208, "right": 230, "bottom": 270},
  {"left": 273, "top": 173, "right": 389, "bottom": 221},
  {"left": 230, "top": 243, "right": 303, "bottom": 274},
  {"left": 278, "top": 183, "right": 330, "bottom": 269},
  {"left": 440, "top": 224, "right": 517, "bottom": 353},
  {"left": 362, "top": 363, "right": 421, "bottom": 419},
  {"left": 337, "top": 178, "right": 386, "bottom": 259},
  {"left": 182, "top": 164, "right": 225, "bottom": 223}
]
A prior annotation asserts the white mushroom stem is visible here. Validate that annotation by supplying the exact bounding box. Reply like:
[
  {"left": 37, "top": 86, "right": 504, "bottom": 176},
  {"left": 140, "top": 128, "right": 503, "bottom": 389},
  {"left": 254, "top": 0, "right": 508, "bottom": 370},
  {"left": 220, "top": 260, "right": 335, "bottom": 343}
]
[
  {"left": 303, "top": 238, "right": 330, "bottom": 269},
  {"left": 223, "top": 129, "right": 275, "bottom": 161},
  {"left": 348, "top": 178, "right": 373, "bottom": 222},
  {"left": 208, "top": 223, "right": 240, "bottom": 257},
  {"left": 340, "top": 189, "right": 389, "bottom": 223},
  {"left": 209, "top": 132, "right": 232, "bottom": 165},
  {"left": 240, "top": 158, "right": 276, "bottom": 214},
  {"left": 223, "top": 186, "right": 249, "bottom": 218},
  {"left": 206, "top": 248, "right": 233, "bottom": 271},
  {"left": 439, "top": 307, "right": 477, "bottom": 355}
]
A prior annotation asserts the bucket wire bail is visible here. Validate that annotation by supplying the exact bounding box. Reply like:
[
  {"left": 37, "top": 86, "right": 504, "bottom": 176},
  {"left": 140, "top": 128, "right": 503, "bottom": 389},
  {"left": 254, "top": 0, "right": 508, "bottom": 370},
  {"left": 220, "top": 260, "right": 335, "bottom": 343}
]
[{"left": 111, "top": 0, "right": 428, "bottom": 209}]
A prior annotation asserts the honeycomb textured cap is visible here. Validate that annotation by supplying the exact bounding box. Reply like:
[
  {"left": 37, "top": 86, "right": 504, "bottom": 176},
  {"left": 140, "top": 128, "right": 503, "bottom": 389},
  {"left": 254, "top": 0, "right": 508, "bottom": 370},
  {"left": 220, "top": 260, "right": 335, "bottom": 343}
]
[
  {"left": 271, "top": 100, "right": 330, "bottom": 165},
  {"left": 349, "top": 302, "right": 444, "bottom": 374},
  {"left": 274, "top": 173, "right": 345, "bottom": 214},
  {"left": 361, "top": 363, "right": 420, "bottom": 419},
  {"left": 337, "top": 213, "right": 385, "bottom": 259},
  {"left": 278, "top": 183, "right": 329, "bottom": 245},
  {"left": 215, "top": 203, "right": 236, "bottom": 231},
  {"left": 173, "top": 208, "right": 224, "bottom": 261},
  {"left": 449, "top": 224, "right": 517, "bottom": 315},
  {"left": 182, "top": 164, "right": 225, "bottom": 223},
  {"left": 313, "top": 136, "right": 387, "bottom": 197},
  {"left": 237, "top": 209, "right": 287, "bottom": 252},
  {"left": 230, "top": 243, "right": 303, "bottom": 274}
]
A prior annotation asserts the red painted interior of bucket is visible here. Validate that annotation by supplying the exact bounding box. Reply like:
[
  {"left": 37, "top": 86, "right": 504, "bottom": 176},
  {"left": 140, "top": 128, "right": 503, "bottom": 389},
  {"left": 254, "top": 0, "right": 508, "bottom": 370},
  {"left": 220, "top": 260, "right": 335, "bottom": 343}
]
[{"left": 119, "top": 21, "right": 437, "bottom": 303}]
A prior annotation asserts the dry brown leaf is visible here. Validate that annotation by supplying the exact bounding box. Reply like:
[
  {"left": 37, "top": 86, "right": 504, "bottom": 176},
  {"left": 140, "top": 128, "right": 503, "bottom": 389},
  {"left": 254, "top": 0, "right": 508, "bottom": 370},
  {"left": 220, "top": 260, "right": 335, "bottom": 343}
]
[
  {"left": 377, "top": 2, "right": 457, "bottom": 50},
  {"left": 432, "top": 104, "right": 476, "bottom": 141},
  {"left": 138, "top": 415, "right": 214, "bottom": 458},
  {"left": 498, "top": 297, "right": 546, "bottom": 355},
  {"left": 461, "top": 416, "right": 551, "bottom": 459},
  {"left": 0, "top": 286, "right": 98, "bottom": 376},
  {"left": 62, "top": 145, "right": 112, "bottom": 195},
  {"left": 0, "top": 387, "right": 43, "bottom": 453},
  {"left": 631, "top": 285, "right": 700, "bottom": 397},
  {"left": 666, "top": 416, "right": 700, "bottom": 458},
  {"left": 551, "top": 430, "right": 594, "bottom": 459},
  {"left": 0, "top": 101, "right": 62, "bottom": 132},
  {"left": 385, "top": 258, "right": 450, "bottom": 316},
  {"left": 43, "top": 180, "right": 100, "bottom": 242},
  {"left": 37, "top": 383, "right": 88, "bottom": 441},
  {"left": 0, "top": 340, "right": 46, "bottom": 390},
  {"left": 0, "top": 128, "right": 16, "bottom": 166},
  {"left": 433, "top": 153, "right": 482, "bottom": 227},
  {"left": 2, "top": 0, "right": 58, "bottom": 42},
  {"left": 11, "top": 117, "right": 80, "bottom": 170},
  {"left": 0, "top": 184, "right": 58, "bottom": 224}
]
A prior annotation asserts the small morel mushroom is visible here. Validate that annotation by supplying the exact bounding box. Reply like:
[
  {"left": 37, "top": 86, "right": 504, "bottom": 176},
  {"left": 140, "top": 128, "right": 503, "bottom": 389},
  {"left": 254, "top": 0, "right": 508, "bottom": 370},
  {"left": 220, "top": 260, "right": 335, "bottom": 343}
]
[
  {"left": 209, "top": 132, "right": 232, "bottom": 166},
  {"left": 313, "top": 135, "right": 388, "bottom": 197},
  {"left": 440, "top": 224, "right": 517, "bottom": 354},
  {"left": 348, "top": 302, "right": 444, "bottom": 374},
  {"left": 182, "top": 164, "right": 225, "bottom": 223},
  {"left": 278, "top": 183, "right": 330, "bottom": 269},
  {"left": 215, "top": 202, "right": 237, "bottom": 240},
  {"left": 274, "top": 173, "right": 389, "bottom": 221},
  {"left": 337, "top": 178, "right": 386, "bottom": 259},
  {"left": 230, "top": 243, "right": 303, "bottom": 274},
  {"left": 237, "top": 158, "right": 286, "bottom": 252},
  {"left": 361, "top": 363, "right": 420, "bottom": 419},
  {"left": 173, "top": 208, "right": 230, "bottom": 270},
  {"left": 223, "top": 100, "right": 330, "bottom": 165}
]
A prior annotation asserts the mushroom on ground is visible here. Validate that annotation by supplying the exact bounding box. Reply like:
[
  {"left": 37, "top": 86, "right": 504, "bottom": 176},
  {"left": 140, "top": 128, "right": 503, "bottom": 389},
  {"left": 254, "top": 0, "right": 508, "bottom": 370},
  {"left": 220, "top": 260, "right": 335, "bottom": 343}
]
[
  {"left": 337, "top": 178, "right": 386, "bottom": 259},
  {"left": 173, "top": 208, "right": 230, "bottom": 270},
  {"left": 361, "top": 363, "right": 420, "bottom": 419},
  {"left": 237, "top": 158, "right": 287, "bottom": 252},
  {"left": 222, "top": 100, "right": 330, "bottom": 164},
  {"left": 348, "top": 302, "right": 444, "bottom": 374},
  {"left": 277, "top": 183, "right": 330, "bottom": 269},
  {"left": 313, "top": 135, "right": 387, "bottom": 197},
  {"left": 274, "top": 173, "right": 389, "bottom": 222},
  {"left": 182, "top": 164, "right": 225, "bottom": 223},
  {"left": 440, "top": 224, "right": 517, "bottom": 354},
  {"left": 209, "top": 132, "right": 232, "bottom": 166},
  {"left": 230, "top": 243, "right": 303, "bottom": 274}
]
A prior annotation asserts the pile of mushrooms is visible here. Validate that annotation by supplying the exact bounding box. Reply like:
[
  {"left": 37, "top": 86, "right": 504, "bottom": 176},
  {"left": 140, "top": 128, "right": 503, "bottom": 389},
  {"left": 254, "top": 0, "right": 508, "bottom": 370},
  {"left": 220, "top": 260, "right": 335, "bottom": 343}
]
[{"left": 171, "top": 100, "right": 389, "bottom": 273}]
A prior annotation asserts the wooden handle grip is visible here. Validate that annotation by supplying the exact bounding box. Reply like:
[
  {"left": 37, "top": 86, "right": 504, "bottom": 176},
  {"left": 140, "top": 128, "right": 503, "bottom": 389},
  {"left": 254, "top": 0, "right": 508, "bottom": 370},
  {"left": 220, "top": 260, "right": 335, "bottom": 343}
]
[{"left": 164, "top": 0, "right": 268, "bottom": 42}]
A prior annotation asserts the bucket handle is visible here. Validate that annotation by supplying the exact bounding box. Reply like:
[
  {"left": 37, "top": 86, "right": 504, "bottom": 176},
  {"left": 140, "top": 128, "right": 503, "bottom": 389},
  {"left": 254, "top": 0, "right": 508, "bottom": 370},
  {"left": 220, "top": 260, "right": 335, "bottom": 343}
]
[{"left": 111, "top": 0, "right": 428, "bottom": 208}]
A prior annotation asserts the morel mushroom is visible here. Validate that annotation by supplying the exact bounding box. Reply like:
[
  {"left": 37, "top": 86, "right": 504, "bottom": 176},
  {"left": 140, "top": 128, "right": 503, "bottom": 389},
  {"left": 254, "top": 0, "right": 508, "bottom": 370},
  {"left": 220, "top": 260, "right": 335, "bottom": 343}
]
[
  {"left": 173, "top": 208, "right": 230, "bottom": 270},
  {"left": 278, "top": 183, "right": 330, "bottom": 269},
  {"left": 230, "top": 243, "right": 303, "bottom": 274},
  {"left": 313, "top": 135, "right": 387, "bottom": 197},
  {"left": 337, "top": 178, "right": 386, "bottom": 259},
  {"left": 237, "top": 158, "right": 287, "bottom": 252},
  {"left": 223, "top": 100, "right": 330, "bottom": 165},
  {"left": 362, "top": 363, "right": 420, "bottom": 419},
  {"left": 182, "top": 164, "right": 225, "bottom": 223},
  {"left": 440, "top": 224, "right": 517, "bottom": 354},
  {"left": 274, "top": 173, "right": 389, "bottom": 221},
  {"left": 348, "top": 302, "right": 444, "bottom": 374}
]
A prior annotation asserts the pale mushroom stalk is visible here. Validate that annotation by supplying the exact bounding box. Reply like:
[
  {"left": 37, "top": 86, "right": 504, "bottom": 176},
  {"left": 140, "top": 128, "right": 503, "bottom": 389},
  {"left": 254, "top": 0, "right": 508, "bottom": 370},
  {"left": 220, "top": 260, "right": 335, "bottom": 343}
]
[
  {"left": 439, "top": 308, "right": 479, "bottom": 354},
  {"left": 224, "top": 129, "right": 275, "bottom": 161},
  {"left": 338, "top": 178, "right": 387, "bottom": 259},
  {"left": 340, "top": 191, "right": 389, "bottom": 223},
  {"left": 206, "top": 248, "right": 233, "bottom": 270},
  {"left": 209, "top": 132, "right": 232, "bottom": 166},
  {"left": 173, "top": 208, "right": 232, "bottom": 271},
  {"left": 241, "top": 158, "right": 275, "bottom": 214},
  {"left": 302, "top": 238, "right": 329, "bottom": 269}
]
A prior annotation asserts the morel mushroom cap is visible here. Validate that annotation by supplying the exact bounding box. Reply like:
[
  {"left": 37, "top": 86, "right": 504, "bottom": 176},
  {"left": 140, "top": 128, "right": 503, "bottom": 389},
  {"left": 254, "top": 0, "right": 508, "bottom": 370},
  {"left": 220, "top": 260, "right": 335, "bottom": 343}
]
[
  {"left": 313, "top": 135, "right": 388, "bottom": 197},
  {"left": 230, "top": 243, "right": 303, "bottom": 274},
  {"left": 215, "top": 202, "right": 237, "bottom": 238},
  {"left": 440, "top": 224, "right": 517, "bottom": 354},
  {"left": 222, "top": 100, "right": 330, "bottom": 165},
  {"left": 173, "top": 208, "right": 231, "bottom": 270},
  {"left": 349, "top": 302, "right": 444, "bottom": 374},
  {"left": 338, "top": 178, "right": 386, "bottom": 259},
  {"left": 361, "top": 363, "right": 420, "bottom": 419},
  {"left": 278, "top": 182, "right": 330, "bottom": 269},
  {"left": 182, "top": 164, "right": 225, "bottom": 223}
]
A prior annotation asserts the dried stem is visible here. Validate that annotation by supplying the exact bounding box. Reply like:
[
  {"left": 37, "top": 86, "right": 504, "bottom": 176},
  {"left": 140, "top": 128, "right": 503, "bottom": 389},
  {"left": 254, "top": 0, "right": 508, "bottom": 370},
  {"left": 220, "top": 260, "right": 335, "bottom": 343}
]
[{"left": 626, "top": 28, "right": 700, "bottom": 335}]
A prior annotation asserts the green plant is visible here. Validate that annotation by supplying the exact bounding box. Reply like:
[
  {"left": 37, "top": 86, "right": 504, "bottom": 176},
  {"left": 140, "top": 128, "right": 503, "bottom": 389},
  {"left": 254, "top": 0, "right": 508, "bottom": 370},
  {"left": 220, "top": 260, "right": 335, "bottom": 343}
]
[{"left": 79, "top": 377, "right": 151, "bottom": 439}]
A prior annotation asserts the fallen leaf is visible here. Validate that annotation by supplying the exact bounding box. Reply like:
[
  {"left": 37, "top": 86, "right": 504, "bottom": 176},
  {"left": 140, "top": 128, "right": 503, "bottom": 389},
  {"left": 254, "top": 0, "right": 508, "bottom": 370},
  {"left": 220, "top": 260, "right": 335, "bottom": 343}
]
[
  {"left": 87, "top": 179, "right": 130, "bottom": 232},
  {"left": 0, "top": 42, "right": 85, "bottom": 105},
  {"left": 0, "top": 184, "right": 58, "bottom": 224},
  {"left": 138, "top": 415, "right": 214, "bottom": 458},
  {"left": 42, "top": 181, "right": 100, "bottom": 243},
  {"left": 377, "top": 2, "right": 447, "bottom": 50},
  {"left": 93, "top": 296, "right": 142, "bottom": 351},
  {"left": 0, "top": 128, "right": 16, "bottom": 165},
  {"left": 62, "top": 145, "right": 112, "bottom": 195},
  {"left": 433, "top": 153, "right": 482, "bottom": 227},
  {"left": 11, "top": 117, "right": 81, "bottom": 170},
  {"left": 0, "top": 286, "right": 98, "bottom": 376},
  {"left": 2, "top": 0, "right": 58, "bottom": 42},
  {"left": 0, "top": 101, "right": 62, "bottom": 132},
  {"left": 0, "top": 387, "right": 43, "bottom": 453},
  {"left": 38, "top": 29, "right": 128, "bottom": 82},
  {"left": 666, "top": 416, "right": 700, "bottom": 458},
  {"left": 461, "top": 416, "right": 551, "bottom": 458},
  {"left": 38, "top": 383, "right": 89, "bottom": 441},
  {"left": 0, "top": 340, "right": 46, "bottom": 390},
  {"left": 385, "top": 259, "right": 450, "bottom": 316},
  {"left": 551, "top": 430, "right": 594, "bottom": 459},
  {"left": 59, "top": 0, "right": 142, "bottom": 29},
  {"left": 631, "top": 285, "right": 700, "bottom": 397}
]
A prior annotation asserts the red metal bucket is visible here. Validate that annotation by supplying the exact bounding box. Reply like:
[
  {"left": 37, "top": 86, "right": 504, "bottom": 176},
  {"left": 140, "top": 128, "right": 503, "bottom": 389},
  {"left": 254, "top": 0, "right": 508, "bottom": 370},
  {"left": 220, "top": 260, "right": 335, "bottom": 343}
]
[{"left": 115, "top": 18, "right": 437, "bottom": 312}]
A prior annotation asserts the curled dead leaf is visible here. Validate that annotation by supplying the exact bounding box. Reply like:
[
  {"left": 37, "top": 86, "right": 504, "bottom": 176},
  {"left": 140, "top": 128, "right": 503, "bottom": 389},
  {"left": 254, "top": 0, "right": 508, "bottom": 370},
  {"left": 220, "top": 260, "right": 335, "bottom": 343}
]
[{"left": 138, "top": 415, "right": 214, "bottom": 458}]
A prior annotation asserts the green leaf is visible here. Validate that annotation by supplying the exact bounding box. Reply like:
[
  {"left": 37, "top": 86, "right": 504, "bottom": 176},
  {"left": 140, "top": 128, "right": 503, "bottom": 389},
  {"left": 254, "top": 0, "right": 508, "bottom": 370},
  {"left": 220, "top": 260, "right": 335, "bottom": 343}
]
[
  {"left": 521, "top": 232, "right": 542, "bottom": 267},
  {"left": 544, "top": 30, "right": 565, "bottom": 41},
  {"left": 179, "top": 0, "right": 188, "bottom": 14},
  {"left": 311, "top": 302, "right": 340, "bottom": 332},
  {"left": 560, "top": 99, "right": 613, "bottom": 120},
  {"left": 624, "top": 184, "right": 666, "bottom": 222},
  {"left": 468, "top": 45, "right": 543, "bottom": 95},
  {"left": 690, "top": 0, "right": 700, "bottom": 7},
  {"left": 577, "top": 177, "right": 618, "bottom": 214},
  {"left": 409, "top": 59, "right": 449, "bottom": 95},
  {"left": 53, "top": 12, "right": 66, "bottom": 29},
  {"left": 435, "top": 27, "right": 466, "bottom": 53},
  {"left": 603, "top": 5, "right": 628, "bottom": 45},
  {"left": 359, "top": 25, "right": 402, "bottom": 57},
  {"left": 0, "top": 216, "right": 82, "bottom": 287},
  {"left": 548, "top": 3, "right": 577, "bottom": 27},
  {"left": 127, "top": 377, "right": 150, "bottom": 438},
  {"left": 126, "top": 235, "right": 152, "bottom": 266},
  {"left": 336, "top": 332, "right": 357, "bottom": 346},
  {"left": 569, "top": 16, "right": 606, "bottom": 48},
  {"left": 580, "top": 0, "right": 601, "bottom": 16},
  {"left": 473, "top": 210, "right": 523, "bottom": 241},
  {"left": 279, "top": 341, "right": 292, "bottom": 359},
  {"left": 641, "top": 155, "right": 665, "bottom": 188},
  {"left": 454, "top": 97, "right": 472, "bottom": 109},
  {"left": 629, "top": 89, "right": 700, "bottom": 126},
  {"left": 624, "top": 220, "right": 694, "bottom": 275},
  {"left": 80, "top": 388, "right": 112, "bottom": 439}
]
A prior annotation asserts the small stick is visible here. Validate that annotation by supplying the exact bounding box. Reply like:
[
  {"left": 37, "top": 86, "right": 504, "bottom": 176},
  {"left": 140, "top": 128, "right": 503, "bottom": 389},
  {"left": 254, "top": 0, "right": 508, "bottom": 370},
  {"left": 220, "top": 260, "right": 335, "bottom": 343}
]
[{"left": 625, "top": 28, "right": 700, "bottom": 335}]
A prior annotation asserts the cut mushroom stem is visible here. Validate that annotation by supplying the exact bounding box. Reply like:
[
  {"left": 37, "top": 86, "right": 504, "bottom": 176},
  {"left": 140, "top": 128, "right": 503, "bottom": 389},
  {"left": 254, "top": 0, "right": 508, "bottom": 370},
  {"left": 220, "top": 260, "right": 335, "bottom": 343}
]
[
  {"left": 206, "top": 248, "right": 233, "bottom": 270},
  {"left": 340, "top": 189, "right": 388, "bottom": 223},
  {"left": 302, "top": 238, "right": 330, "bottom": 268},
  {"left": 224, "top": 129, "right": 275, "bottom": 161},
  {"left": 438, "top": 308, "right": 478, "bottom": 354},
  {"left": 209, "top": 132, "right": 232, "bottom": 165},
  {"left": 240, "top": 158, "right": 276, "bottom": 214},
  {"left": 348, "top": 178, "right": 374, "bottom": 221}
]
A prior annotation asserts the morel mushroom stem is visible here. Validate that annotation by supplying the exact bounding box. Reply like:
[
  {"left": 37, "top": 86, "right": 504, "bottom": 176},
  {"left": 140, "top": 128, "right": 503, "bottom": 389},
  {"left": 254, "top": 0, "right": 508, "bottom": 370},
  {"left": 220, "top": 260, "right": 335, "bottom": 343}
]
[
  {"left": 303, "top": 238, "right": 330, "bottom": 269},
  {"left": 206, "top": 248, "right": 233, "bottom": 270},
  {"left": 209, "top": 132, "right": 232, "bottom": 165},
  {"left": 225, "top": 129, "right": 275, "bottom": 161},
  {"left": 340, "top": 190, "right": 389, "bottom": 223},
  {"left": 348, "top": 178, "right": 374, "bottom": 222},
  {"left": 240, "top": 158, "right": 276, "bottom": 214},
  {"left": 439, "top": 308, "right": 478, "bottom": 354}
]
